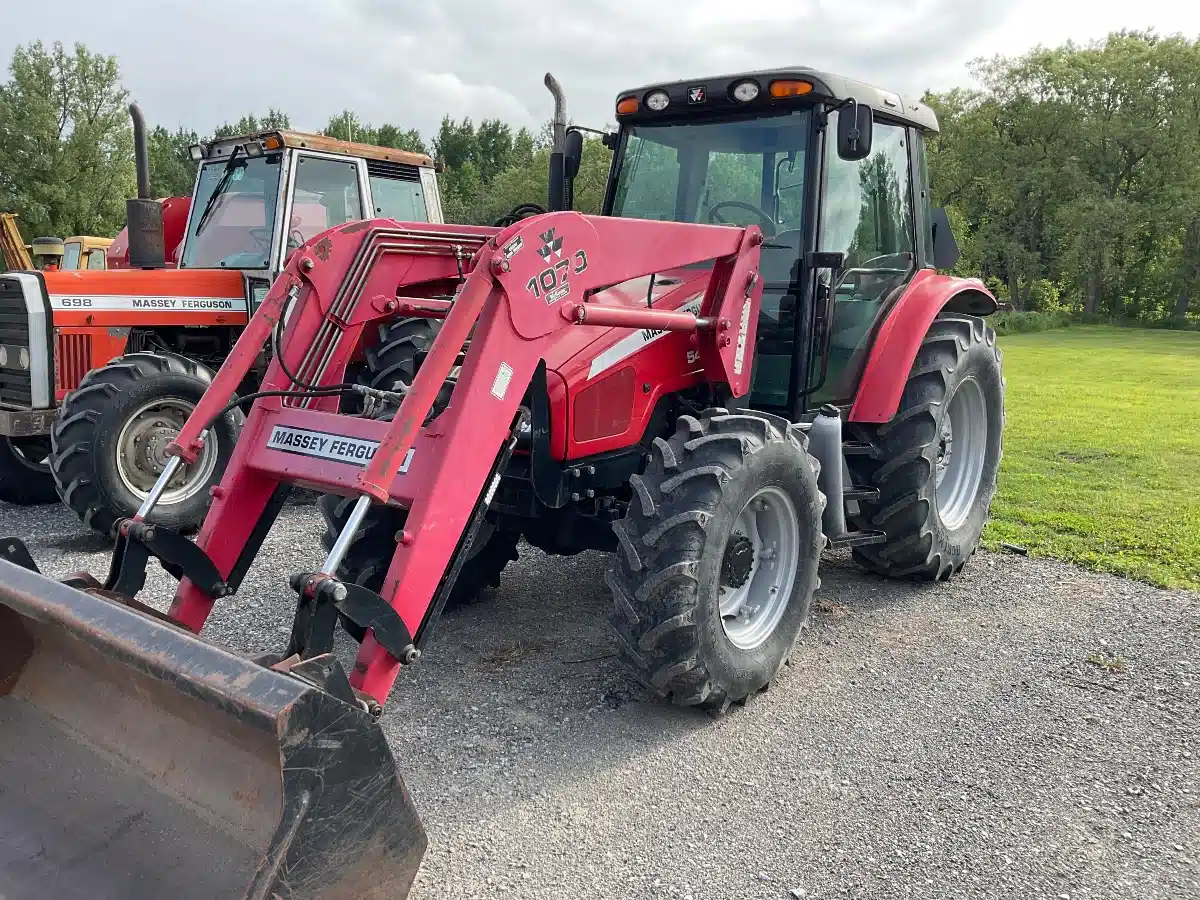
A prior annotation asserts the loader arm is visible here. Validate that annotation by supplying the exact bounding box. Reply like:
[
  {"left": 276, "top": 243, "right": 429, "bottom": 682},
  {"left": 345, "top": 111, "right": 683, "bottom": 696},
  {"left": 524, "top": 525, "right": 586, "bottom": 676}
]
[{"left": 164, "top": 211, "right": 763, "bottom": 706}]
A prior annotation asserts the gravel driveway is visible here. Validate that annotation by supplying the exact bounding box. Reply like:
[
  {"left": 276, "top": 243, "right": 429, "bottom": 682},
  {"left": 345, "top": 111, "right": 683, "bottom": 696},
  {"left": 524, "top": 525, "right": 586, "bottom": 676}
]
[{"left": 3, "top": 496, "right": 1197, "bottom": 900}]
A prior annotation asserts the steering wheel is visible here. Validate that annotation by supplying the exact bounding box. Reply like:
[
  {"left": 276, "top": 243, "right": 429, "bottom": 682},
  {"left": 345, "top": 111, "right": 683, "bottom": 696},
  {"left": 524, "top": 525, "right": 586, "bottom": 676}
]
[
  {"left": 247, "top": 227, "right": 272, "bottom": 250},
  {"left": 494, "top": 203, "right": 546, "bottom": 228},
  {"left": 705, "top": 201, "right": 777, "bottom": 237}
]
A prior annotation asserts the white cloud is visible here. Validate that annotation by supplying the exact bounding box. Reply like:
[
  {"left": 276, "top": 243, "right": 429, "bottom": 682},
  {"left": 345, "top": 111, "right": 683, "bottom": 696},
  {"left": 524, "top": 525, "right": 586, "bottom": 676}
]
[{"left": 1, "top": 0, "right": 1197, "bottom": 140}]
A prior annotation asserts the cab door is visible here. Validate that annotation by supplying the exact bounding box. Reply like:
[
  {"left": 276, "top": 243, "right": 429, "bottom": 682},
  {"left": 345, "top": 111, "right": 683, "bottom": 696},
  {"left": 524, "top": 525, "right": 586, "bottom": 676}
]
[
  {"left": 279, "top": 152, "right": 367, "bottom": 261},
  {"left": 808, "top": 113, "right": 919, "bottom": 407}
]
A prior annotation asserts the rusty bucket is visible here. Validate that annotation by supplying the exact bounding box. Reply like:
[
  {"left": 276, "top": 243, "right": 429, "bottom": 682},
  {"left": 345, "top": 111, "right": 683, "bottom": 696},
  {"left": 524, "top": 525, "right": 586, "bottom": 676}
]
[{"left": 0, "top": 556, "right": 426, "bottom": 899}]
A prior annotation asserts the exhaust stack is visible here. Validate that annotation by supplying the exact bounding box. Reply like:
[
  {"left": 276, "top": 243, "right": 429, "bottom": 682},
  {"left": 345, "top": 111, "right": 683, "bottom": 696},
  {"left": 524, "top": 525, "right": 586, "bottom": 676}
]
[
  {"left": 545, "top": 73, "right": 568, "bottom": 211},
  {"left": 125, "top": 102, "right": 166, "bottom": 269}
]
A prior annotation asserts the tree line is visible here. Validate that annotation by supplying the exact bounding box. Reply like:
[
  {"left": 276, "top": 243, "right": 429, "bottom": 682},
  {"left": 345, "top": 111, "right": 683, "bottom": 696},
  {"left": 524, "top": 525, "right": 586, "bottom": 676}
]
[
  {"left": 925, "top": 30, "right": 1200, "bottom": 322},
  {"left": 2, "top": 33, "right": 1196, "bottom": 322}
]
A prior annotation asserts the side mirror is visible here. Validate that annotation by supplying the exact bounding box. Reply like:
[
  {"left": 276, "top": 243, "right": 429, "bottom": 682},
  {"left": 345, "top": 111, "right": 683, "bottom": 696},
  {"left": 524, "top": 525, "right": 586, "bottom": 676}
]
[
  {"left": 563, "top": 128, "right": 583, "bottom": 178},
  {"left": 836, "top": 100, "right": 873, "bottom": 161},
  {"left": 930, "top": 207, "right": 960, "bottom": 270}
]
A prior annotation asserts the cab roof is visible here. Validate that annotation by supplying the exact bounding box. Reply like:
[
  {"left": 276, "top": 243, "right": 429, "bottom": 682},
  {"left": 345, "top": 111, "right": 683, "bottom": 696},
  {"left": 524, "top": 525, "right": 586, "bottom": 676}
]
[
  {"left": 202, "top": 130, "right": 435, "bottom": 169},
  {"left": 616, "top": 65, "right": 939, "bottom": 133}
]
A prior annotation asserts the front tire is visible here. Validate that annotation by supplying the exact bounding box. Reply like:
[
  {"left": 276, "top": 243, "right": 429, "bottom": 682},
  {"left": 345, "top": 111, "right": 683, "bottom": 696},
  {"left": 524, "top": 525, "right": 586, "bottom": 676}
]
[
  {"left": 50, "top": 353, "right": 244, "bottom": 537},
  {"left": 0, "top": 436, "right": 58, "bottom": 505},
  {"left": 607, "top": 410, "right": 825, "bottom": 713},
  {"left": 848, "top": 314, "right": 1004, "bottom": 580}
]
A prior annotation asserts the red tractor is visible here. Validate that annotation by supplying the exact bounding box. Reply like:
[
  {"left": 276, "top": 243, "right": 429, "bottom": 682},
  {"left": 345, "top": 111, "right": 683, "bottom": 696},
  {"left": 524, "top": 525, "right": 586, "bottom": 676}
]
[
  {"left": 0, "top": 67, "right": 1002, "bottom": 897},
  {"left": 0, "top": 105, "right": 444, "bottom": 536}
]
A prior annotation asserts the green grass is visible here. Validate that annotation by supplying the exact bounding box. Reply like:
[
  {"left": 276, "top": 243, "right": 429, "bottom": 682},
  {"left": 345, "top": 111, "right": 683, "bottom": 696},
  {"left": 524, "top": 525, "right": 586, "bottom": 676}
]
[{"left": 984, "top": 326, "right": 1200, "bottom": 590}]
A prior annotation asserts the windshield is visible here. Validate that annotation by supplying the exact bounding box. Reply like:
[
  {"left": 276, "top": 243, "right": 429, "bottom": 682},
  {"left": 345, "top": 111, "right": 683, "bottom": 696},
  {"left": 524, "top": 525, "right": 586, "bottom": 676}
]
[
  {"left": 611, "top": 109, "right": 810, "bottom": 233},
  {"left": 180, "top": 155, "right": 283, "bottom": 269}
]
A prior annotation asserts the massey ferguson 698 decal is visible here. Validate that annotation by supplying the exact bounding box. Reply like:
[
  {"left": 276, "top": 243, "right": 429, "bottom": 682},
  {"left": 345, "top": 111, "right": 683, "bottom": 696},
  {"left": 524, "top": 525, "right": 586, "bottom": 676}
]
[{"left": 50, "top": 295, "right": 248, "bottom": 312}]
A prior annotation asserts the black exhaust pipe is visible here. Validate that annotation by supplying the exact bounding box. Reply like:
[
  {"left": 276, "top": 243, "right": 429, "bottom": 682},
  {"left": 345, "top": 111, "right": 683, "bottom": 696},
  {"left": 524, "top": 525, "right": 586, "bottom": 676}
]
[
  {"left": 126, "top": 102, "right": 166, "bottom": 269},
  {"left": 545, "top": 73, "right": 567, "bottom": 211}
]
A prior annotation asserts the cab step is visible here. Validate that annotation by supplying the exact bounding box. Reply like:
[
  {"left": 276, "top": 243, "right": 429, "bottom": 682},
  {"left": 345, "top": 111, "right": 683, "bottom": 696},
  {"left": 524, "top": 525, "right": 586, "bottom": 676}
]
[
  {"left": 825, "top": 529, "right": 887, "bottom": 549},
  {"left": 842, "top": 486, "right": 880, "bottom": 503}
]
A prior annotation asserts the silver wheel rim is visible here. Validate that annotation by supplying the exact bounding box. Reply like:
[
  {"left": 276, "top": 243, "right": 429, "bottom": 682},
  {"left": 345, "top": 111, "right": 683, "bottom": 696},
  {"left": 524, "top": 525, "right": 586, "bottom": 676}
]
[
  {"left": 6, "top": 436, "right": 51, "bottom": 474},
  {"left": 115, "top": 397, "right": 216, "bottom": 505},
  {"left": 719, "top": 485, "right": 800, "bottom": 651},
  {"left": 935, "top": 377, "right": 987, "bottom": 530}
]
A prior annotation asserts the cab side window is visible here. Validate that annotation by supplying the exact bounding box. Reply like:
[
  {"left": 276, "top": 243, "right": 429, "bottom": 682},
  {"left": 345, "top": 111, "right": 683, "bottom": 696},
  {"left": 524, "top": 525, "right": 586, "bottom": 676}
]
[
  {"left": 288, "top": 156, "right": 364, "bottom": 247},
  {"left": 368, "top": 160, "right": 428, "bottom": 223}
]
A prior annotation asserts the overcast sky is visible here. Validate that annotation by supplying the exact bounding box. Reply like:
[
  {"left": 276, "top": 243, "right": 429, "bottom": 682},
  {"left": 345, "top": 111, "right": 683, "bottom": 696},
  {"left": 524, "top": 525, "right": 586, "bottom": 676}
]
[{"left": 3, "top": 0, "right": 1199, "bottom": 139}]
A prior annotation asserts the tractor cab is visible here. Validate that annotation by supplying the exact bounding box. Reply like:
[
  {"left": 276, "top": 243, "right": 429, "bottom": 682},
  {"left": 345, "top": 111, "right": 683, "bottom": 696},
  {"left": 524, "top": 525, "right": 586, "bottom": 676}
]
[
  {"left": 579, "top": 68, "right": 960, "bottom": 418},
  {"left": 180, "top": 130, "right": 443, "bottom": 303}
]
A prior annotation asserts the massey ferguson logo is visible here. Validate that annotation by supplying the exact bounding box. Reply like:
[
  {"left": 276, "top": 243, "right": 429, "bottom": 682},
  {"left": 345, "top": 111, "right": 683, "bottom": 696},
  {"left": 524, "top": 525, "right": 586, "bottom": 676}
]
[
  {"left": 536, "top": 228, "right": 564, "bottom": 262},
  {"left": 688, "top": 86, "right": 707, "bottom": 104}
]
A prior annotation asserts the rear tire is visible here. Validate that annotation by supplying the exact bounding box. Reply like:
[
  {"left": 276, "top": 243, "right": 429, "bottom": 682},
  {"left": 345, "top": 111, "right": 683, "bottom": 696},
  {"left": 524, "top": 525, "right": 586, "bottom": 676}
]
[
  {"left": 607, "top": 410, "right": 824, "bottom": 713},
  {"left": 318, "top": 494, "right": 520, "bottom": 640},
  {"left": 0, "top": 436, "right": 57, "bottom": 505},
  {"left": 366, "top": 318, "right": 442, "bottom": 391},
  {"left": 49, "top": 353, "right": 244, "bottom": 537},
  {"left": 848, "top": 314, "right": 1004, "bottom": 580}
]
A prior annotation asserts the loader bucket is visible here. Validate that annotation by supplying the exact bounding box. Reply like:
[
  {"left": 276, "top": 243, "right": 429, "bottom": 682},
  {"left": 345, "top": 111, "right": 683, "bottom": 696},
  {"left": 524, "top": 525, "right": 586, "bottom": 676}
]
[{"left": 0, "top": 557, "right": 426, "bottom": 900}]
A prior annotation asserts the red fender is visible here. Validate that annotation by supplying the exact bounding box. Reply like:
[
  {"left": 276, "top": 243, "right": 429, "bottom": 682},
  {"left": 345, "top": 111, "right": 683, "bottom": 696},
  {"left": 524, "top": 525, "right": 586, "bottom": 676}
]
[{"left": 848, "top": 269, "right": 997, "bottom": 424}]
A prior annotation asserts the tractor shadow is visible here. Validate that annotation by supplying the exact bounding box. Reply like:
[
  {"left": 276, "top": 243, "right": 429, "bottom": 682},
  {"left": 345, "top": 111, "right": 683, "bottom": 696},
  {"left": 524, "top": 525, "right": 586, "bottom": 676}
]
[{"left": 376, "top": 542, "right": 935, "bottom": 829}]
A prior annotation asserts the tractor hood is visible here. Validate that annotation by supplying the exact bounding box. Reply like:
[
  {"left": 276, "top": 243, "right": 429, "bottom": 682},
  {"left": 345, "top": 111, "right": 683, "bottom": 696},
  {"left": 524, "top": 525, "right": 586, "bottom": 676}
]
[
  {"left": 40, "top": 268, "right": 250, "bottom": 326},
  {"left": 538, "top": 265, "right": 717, "bottom": 459}
]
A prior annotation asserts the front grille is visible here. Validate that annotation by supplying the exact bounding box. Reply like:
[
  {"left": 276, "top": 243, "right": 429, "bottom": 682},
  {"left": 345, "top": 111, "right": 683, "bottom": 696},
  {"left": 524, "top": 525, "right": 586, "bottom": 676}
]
[
  {"left": 56, "top": 333, "right": 91, "bottom": 393},
  {"left": 366, "top": 159, "right": 421, "bottom": 182},
  {"left": 0, "top": 277, "right": 32, "bottom": 406}
]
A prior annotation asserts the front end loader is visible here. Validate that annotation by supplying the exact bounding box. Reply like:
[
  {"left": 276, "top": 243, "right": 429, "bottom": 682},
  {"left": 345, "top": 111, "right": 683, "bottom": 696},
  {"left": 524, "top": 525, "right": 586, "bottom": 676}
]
[
  {"left": 2, "top": 66, "right": 1003, "bottom": 896},
  {"left": 0, "top": 206, "right": 767, "bottom": 897}
]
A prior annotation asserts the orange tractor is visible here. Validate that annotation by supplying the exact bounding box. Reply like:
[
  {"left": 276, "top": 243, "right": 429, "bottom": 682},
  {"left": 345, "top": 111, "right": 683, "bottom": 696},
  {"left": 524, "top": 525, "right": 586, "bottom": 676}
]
[
  {"left": 0, "top": 104, "right": 445, "bottom": 534},
  {"left": 0, "top": 68, "right": 1002, "bottom": 897}
]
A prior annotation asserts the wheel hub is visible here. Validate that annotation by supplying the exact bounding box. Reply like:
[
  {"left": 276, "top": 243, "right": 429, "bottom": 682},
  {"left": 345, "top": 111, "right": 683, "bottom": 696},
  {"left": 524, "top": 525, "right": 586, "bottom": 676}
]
[
  {"left": 721, "top": 534, "right": 755, "bottom": 589},
  {"left": 136, "top": 423, "right": 178, "bottom": 475},
  {"left": 115, "top": 397, "right": 217, "bottom": 505},
  {"left": 718, "top": 487, "right": 801, "bottom": 651},
  {"left": 934, "top": 377, "right": 988, "bottom": 531}
]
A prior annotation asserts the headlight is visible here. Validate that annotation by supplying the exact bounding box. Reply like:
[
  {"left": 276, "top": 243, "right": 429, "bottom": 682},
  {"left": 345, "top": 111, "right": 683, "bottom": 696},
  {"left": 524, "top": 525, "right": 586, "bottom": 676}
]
[
  {"left": 732, "top": 80, "right": 760, "bottom": 102},
  {"left": 645, "top": 90, "right": 670, "bottom": 112}
]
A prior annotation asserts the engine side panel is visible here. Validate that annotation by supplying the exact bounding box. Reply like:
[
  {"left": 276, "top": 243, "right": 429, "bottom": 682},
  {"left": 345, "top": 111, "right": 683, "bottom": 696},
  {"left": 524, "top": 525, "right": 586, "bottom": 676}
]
[{"left": 545, "top": 268, "right": 713, "bottom": 460}]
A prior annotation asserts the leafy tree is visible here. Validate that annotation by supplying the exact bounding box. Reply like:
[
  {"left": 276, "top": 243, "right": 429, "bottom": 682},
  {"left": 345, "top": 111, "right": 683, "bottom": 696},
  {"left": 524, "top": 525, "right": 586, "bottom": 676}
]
[
  {"left": 323, "top": 110, "right": 367, "bottom": 143},
  {"left": 927, "top": 30, "right": 1200, "bottom": 321},
  {"left": 0, "top": 41, "right": 135, "bottom": 239},
  {"left": 212, "top": 108, "right": 291, "bottom": 139},
  {"left": 373, "top": 124, "right": 427, "bottom": 154},
  {"left": 147, "top": 125, "right": 199, "bottom": 198}
]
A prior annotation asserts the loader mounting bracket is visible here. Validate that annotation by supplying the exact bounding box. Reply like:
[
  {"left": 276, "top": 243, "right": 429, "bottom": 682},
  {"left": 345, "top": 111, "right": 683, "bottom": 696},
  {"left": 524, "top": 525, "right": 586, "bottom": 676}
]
[
  {"left": 105, "top": 520, "right": 230, "bottom": 600},
  {"left": 287, "top": 573, "right": 417, "bottom": 663},
  {"left": 263, "top": 652, "right": 363, "bottom": 708}
]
